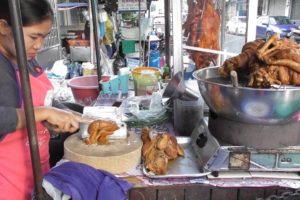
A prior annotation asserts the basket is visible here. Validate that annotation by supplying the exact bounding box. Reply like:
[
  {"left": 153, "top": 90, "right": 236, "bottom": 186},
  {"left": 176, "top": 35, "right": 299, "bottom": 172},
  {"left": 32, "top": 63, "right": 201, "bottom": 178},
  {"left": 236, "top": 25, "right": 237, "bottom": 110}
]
[{"left": 67, "top": 39, "right": 90, "bottom": 47}]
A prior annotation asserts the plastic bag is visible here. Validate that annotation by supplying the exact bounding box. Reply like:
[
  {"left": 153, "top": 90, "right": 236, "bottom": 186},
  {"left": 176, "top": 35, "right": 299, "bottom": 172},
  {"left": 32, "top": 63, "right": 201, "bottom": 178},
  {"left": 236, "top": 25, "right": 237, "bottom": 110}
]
[
  {"left": 121, "top": 92, "right": 169, "bottom": 127},
  {"left": 99, "top": 46, "right": 114, "bottom": 75}
]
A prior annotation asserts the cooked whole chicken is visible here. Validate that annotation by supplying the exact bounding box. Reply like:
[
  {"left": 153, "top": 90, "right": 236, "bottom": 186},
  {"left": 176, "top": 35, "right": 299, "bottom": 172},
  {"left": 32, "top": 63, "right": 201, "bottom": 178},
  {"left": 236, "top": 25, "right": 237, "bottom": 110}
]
[
  {"left": 84, "top": 119, "right": 119, "bottom": 145},
  {"left": 183, "top": 0, "right": 220, "bottom": 69},
  {"left": 141, "top": 127, "right": 184, "bottom": 175},
  {"left": 219, "top": 33, "right": 300, "bottom": 88}
]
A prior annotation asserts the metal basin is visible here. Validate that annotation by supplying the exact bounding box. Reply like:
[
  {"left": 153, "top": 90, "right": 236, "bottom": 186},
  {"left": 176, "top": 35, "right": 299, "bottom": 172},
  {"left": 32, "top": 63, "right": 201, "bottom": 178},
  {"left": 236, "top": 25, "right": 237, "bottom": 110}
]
[{"left": 193, "top": 66, "right": 300, "bottom": 125}]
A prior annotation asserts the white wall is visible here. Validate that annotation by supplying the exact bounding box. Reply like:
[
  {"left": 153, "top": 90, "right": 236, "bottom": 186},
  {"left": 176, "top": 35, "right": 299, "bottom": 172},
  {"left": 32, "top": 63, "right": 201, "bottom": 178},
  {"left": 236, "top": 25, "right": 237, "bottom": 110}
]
[
  {"left": 149, "top": 0, "right": 165, "bottom": 17},
  {"left": 268, "top": 0, "right": 286, "bottom": 16},
  {"left": 291, "top": 0, "right": 300, "bottom": 25}
]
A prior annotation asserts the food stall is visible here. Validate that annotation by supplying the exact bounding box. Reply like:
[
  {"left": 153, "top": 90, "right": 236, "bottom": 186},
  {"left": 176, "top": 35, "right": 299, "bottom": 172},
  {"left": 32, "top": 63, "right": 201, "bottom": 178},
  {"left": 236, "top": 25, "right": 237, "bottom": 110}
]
[{"left": 8, "top": 0, "right": 300, "bottom": 199}]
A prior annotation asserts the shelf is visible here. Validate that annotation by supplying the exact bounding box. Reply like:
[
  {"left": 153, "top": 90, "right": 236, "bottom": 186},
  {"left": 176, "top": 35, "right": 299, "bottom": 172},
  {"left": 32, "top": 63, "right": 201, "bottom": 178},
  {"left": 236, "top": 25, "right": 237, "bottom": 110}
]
[{"left": 57, "top": 2, "right": 88, "bottom": 11}]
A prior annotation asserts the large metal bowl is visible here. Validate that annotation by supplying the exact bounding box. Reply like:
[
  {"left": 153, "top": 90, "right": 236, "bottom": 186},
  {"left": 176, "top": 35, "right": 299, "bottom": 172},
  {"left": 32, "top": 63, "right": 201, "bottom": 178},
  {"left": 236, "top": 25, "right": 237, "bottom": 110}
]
[{"left": 193, "top": 66, "right": 300, "bottom": 125}]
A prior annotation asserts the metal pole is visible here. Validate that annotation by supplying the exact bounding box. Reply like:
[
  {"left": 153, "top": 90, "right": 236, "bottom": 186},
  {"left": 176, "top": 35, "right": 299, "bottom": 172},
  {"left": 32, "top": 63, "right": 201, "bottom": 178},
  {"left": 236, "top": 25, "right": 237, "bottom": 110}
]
[
  {"left": 172, "top": 0, "right": 183, "bottom": 74},
  {"left": 8, "top": 0, "right": 45, "bottom": 199},
  {"left": 164, "top": 0, "right": 171, "bottom": 70},
  {"left": 89, "top": 0, "right": 94, "bottom": 64},
  {"left": 246, "top": 0, "right": 258, "bottom": 42},
  {"left": 138, "top": 0, "right": 142, "bottom": 65},
  {"left": 90, "top": 0, "right": 102, "bottom": 87},
  {"left": 220, "top": 0, "right": 226, "bottom": 65}
]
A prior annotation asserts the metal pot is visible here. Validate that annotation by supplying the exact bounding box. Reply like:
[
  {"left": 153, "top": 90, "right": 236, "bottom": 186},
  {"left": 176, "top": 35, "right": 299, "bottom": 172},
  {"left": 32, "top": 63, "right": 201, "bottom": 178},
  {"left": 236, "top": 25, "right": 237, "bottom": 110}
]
[{"left": 193, "top": 66, "right": 300, "bottom": 125}]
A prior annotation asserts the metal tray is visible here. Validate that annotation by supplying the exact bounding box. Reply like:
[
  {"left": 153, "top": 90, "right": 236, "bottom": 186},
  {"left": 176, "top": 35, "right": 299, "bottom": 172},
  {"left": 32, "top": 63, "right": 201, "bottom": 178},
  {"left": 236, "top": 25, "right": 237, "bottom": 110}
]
[{"left": 142, "top": 137, "right": 211, "bottom": 178}]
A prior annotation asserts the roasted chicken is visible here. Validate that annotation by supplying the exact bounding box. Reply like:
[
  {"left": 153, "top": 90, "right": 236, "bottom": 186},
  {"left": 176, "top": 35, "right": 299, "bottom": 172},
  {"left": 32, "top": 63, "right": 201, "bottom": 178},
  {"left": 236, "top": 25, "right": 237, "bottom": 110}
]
[
  {"left": 141, "top": 127, "right": 184, "bottom": 175},
  {"left": 183, "top": 0, "right": 220, "bottom": 69},
  {"left": 219, "top": 33, "right": 300, "bottom": 88},
  {"left": 84, "top": 119, "right": 119, "bottom": 145}
]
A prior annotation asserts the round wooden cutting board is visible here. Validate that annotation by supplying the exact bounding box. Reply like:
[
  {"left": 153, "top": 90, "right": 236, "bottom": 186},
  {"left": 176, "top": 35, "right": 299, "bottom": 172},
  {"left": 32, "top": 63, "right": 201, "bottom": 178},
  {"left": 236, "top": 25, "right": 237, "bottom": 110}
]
[{"left": 64, "top": 131, "right": 142, "bottom": 174}]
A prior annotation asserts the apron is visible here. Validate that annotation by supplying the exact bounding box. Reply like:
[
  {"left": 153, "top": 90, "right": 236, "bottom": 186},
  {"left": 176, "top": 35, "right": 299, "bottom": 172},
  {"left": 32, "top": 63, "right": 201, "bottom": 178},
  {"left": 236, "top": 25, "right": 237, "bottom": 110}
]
[{"left": 0, "top": 63, "right": 52, "bottom": 200}]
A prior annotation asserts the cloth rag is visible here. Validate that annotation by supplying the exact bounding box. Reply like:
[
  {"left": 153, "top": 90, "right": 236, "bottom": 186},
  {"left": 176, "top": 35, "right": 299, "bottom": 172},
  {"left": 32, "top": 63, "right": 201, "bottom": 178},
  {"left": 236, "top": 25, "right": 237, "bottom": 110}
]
[{"left": 43, "top": 161, "right": 133, "bottom": 200}]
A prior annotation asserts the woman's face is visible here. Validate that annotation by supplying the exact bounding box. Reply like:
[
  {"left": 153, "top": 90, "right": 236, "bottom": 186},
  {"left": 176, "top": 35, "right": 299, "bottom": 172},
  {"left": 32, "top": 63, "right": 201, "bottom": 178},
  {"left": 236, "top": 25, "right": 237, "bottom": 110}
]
[{"left": 0, "top": 18, "right": 53, "bottom": 63}]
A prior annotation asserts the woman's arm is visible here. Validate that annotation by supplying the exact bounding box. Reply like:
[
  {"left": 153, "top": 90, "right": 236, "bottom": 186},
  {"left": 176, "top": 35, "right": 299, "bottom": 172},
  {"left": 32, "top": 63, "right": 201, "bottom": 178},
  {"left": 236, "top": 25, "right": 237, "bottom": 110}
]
[
  {"left": 16, "top": 107, "right": 86, "bottom": 133},
  {"left": 0, "top": 105, "right": 85, "bottom": 137},
  {"left": 0, "top": 107, "right": 19, "bottom": 135}
]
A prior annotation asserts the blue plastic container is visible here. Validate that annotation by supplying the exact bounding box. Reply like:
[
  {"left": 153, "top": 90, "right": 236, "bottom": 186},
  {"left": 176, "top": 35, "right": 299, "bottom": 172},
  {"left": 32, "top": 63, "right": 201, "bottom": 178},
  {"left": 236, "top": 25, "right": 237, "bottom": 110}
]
[{"left": 149, "top": 50, "right": 160, "bottom": 68}]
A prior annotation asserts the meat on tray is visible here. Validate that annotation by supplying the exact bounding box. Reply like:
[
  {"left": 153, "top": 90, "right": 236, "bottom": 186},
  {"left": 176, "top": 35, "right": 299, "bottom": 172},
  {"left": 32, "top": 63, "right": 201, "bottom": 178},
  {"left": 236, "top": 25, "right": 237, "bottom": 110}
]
[{"left": 141, "top": 127, "right": 185, "bottom": 175}]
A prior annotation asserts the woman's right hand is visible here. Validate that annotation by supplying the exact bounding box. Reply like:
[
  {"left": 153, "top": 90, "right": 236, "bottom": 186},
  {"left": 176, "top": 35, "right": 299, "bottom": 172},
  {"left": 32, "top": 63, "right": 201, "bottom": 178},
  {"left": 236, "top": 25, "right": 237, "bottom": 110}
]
[
  {"left": 16, "top": 107, "right": 89, "bottom": 133},
  {"left": 46, "top": 107, "right": 87, "bottom": 133},
  {"left": 36, "top": 107, "right": 87, "bottom": 133}
]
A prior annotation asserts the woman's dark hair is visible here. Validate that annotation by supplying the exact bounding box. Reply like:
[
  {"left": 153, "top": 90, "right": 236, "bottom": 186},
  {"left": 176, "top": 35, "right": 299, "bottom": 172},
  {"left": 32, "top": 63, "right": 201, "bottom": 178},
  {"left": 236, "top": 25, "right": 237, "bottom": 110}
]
[{"left": 0, "top": 0, "right": 53, "bottom": 26}]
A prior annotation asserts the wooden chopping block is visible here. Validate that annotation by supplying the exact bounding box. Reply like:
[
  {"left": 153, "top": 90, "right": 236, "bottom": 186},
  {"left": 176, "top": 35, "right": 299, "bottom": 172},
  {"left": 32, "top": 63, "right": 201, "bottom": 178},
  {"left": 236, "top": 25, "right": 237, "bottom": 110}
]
[{"left": 64, "top": 131, "right": 142, "bottom": 174}]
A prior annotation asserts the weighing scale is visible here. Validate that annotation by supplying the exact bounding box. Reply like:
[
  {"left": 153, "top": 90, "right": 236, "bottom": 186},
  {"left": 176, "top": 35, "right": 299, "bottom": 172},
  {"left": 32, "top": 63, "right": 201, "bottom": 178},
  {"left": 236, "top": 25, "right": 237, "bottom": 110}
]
[{"left": 191, "top": 116, "right": 300, "bottom": 177}]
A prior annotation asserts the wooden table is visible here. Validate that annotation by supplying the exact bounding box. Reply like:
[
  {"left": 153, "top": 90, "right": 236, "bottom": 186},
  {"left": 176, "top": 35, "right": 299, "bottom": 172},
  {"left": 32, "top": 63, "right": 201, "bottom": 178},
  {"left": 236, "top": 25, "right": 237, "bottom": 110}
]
[
  {"left": 92, "top": 93, "right": 298, "bottom": 200},
  {"left": 126, "top": 176, "right": 296, "bottom": 200}
]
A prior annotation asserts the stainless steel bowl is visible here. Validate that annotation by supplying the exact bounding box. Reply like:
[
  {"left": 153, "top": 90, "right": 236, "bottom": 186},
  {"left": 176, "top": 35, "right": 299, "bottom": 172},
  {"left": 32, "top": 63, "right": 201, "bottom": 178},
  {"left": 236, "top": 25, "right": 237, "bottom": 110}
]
[{"left": 193, "top": 66, "right": 300, "bottom": 125}]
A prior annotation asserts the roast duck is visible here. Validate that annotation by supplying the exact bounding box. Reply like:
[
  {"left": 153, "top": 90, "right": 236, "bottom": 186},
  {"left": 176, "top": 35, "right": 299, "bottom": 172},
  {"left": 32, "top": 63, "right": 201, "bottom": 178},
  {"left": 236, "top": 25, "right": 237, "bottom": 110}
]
[
  {"left": 219, "top": 33, "right": 300, "bottom": 88},
  {"left": 183, "top": 0, "right": 220, "bottom": 69},
  {"left": 141, "top": 127, "right": 185, "bottom": 175},
  {"left": 84, "top": 119, "right": 119, "bottom": 145}
]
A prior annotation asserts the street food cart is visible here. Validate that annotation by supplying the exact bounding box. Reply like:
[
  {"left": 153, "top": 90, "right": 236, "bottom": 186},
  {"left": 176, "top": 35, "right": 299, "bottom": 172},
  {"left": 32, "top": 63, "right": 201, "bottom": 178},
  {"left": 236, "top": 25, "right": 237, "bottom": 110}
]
[{"left": 9, "top": 0, "right": 300, "bottom": 199}]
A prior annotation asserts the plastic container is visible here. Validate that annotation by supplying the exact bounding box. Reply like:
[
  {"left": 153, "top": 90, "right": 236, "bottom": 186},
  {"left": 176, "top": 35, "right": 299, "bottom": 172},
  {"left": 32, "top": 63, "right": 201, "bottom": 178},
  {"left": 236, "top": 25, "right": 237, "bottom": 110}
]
[
  {"left": 119, "top": 74, "right": 130, "bottom": 94},
  {"left": 67, "top": 75, "right": 99, "bottom": 106},
  {"left": 173, "top": 98, "right": 203, "bottom": 136},
  {"left": 132, "top": 67, "right": 161, "bottom": 96},
  {"left": 149, "top": 50, "right": 160, "bottom": 68},
  {"left": 184, "top": 61, "right": 196, "bottom": 80}
]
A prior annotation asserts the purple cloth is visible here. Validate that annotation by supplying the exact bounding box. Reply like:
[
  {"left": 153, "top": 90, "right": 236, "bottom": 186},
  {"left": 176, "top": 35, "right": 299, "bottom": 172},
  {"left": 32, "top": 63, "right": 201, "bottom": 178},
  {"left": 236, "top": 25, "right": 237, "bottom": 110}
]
[{"left": 44, "top": 161, "right": 133, "bottom": 200}]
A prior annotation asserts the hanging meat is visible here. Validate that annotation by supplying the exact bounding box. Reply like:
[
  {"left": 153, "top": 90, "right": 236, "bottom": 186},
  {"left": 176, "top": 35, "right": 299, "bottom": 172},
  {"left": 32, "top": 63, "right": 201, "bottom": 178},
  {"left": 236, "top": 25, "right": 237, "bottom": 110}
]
[
  {"left": 218, "top": 39, "right": 265, "bottom": 76},
  {"left": 219, "top": 33, "right": 300, "bottom": 88},
  {"left": 183, "top": 0, "right": 220, "bottom": 69}
]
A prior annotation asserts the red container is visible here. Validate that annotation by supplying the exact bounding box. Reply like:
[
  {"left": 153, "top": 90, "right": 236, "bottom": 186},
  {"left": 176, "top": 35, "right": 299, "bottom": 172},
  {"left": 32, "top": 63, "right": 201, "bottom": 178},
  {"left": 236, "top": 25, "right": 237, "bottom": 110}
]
[{"left": 67, "top": 75, "right": 99, "bottom": 106}]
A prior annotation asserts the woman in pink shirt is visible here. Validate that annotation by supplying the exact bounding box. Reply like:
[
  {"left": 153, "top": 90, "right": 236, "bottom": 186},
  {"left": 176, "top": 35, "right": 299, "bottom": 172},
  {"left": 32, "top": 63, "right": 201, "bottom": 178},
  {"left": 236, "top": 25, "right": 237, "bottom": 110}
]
[{"left": 0, "top": 0, "right": 86, "bottom": 199}]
